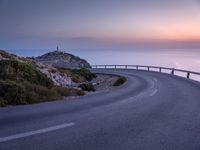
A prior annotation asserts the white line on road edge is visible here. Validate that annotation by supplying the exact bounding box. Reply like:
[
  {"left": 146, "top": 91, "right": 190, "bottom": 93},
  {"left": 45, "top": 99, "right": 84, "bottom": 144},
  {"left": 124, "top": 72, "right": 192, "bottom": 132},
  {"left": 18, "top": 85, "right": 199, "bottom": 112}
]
[
  {"left": 153, "top": 78, "right": 158, "bottom": 83},
  {"left": 149, "top": 89, "right": 158, "bottom": 97},
  {"left": 0, "top": 122, "right": 75, "bottom": 143}
]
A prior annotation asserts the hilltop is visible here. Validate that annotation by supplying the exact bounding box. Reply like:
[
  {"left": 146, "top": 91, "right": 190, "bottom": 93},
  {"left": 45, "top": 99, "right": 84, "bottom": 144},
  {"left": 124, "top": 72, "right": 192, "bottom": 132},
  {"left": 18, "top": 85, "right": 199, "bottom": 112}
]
[{"left": 35, "top": 50, "right": 91, "bottom": 69}]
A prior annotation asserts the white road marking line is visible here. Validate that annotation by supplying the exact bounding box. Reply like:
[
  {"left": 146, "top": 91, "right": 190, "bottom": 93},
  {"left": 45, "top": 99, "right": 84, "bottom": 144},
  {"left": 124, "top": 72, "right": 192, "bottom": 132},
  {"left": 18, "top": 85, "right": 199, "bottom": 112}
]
[
  {"left": 150, "top": 78, "right": 158, "bottom": 89},
  {"left": 153, "top": 78, "right": 158, "bottom": 83},
  {"left": 149, "top": 89, "right": 158, "bottom": 97},
  {"left": 0, "top": 122, "right": 75, "bottom": 143}
]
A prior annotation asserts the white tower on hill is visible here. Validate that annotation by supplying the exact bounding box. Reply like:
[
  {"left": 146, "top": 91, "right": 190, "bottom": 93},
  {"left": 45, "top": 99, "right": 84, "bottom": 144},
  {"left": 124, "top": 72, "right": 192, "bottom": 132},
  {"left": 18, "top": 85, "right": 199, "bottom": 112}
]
[
  {"left": 56, "top": 46, "right": 64, "bottom": 53},
  {"left": 56, "top": 46, "right": 59, "bottom": 51}
]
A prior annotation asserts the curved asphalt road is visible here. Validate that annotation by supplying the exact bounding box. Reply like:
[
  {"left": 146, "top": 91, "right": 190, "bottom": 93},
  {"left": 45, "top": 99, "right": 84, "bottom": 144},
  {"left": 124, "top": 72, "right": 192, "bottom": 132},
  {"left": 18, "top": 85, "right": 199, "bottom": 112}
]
[{"left": 0, "top": 69, "right": 200, "bottom": 150}]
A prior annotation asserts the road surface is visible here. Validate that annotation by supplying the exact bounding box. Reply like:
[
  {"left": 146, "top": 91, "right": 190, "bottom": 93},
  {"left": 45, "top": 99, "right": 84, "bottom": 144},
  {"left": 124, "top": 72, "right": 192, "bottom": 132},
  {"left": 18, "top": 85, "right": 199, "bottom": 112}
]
[{"left": 0, "top": 69, "right": 200, "bottom": 150}]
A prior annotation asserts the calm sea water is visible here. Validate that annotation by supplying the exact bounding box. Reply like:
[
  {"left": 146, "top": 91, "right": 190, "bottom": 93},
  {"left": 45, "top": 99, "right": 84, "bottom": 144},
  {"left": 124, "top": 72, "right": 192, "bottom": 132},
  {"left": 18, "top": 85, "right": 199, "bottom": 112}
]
[
  {"left": 8, "top": 48, "right": 200, "bottom": 81},
  {"left": 67, "top": 49, "right": 200, "bottom": 71}
]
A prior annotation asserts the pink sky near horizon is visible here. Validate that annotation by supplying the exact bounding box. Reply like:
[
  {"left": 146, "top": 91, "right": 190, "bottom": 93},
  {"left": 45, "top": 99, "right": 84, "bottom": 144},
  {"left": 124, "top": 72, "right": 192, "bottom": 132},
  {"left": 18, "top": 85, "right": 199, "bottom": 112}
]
[{"left": 1, "top": 0, "right": 200, "bottom": 49}]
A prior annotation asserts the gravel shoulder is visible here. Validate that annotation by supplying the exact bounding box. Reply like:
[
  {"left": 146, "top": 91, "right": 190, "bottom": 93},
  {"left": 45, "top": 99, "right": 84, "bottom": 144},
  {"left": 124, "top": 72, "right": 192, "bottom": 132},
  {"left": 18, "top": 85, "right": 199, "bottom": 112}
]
[
  {"left": 64, "top": 73, "right": 123, "bottom": 99},
  {"left": 91, "top": 74, "right": 119, "bottom": 91}
]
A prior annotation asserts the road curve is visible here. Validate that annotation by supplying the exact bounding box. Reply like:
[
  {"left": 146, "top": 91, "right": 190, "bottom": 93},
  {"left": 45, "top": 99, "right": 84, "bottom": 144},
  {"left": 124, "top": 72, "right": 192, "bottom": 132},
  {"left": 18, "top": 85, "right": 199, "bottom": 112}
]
[{"left": 0, "top": 69, "right": 200, "bottom": 150}]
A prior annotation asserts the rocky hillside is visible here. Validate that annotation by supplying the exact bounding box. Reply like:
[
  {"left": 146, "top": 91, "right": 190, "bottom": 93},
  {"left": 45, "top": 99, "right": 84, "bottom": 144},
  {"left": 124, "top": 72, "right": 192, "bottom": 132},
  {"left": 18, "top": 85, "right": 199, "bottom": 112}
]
[
  {"left": 36, "top": 62, "right": 73, "bottom": 87},
  {"left": 0, "top": 50, "right": 85, "bottom": 106},
  {"left": 35, "top": 50, "right": 91, "bottom": 69}
]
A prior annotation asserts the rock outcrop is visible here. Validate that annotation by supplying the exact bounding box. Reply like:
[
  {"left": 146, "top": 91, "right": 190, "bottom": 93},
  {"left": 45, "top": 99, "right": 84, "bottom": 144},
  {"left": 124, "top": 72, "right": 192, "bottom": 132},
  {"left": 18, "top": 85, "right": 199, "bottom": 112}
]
[
  {"left": 35, "top": 50, "right": 91, "bottom": 69},
  {"left": 36, "top": 62, "right": 73, "bottom": 87}
]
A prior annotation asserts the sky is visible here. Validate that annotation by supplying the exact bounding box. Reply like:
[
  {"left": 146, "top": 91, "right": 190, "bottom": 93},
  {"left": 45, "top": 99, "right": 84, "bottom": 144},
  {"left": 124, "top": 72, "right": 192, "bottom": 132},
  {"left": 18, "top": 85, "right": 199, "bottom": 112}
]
[{"left": 1, "top": 0, "right": 200, "bottom": 53}]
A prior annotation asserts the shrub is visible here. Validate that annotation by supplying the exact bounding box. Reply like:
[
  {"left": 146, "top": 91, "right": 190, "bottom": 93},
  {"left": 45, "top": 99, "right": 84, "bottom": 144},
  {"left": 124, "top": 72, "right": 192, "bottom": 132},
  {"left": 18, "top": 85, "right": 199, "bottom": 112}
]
[
  {"left": 0, "top": 50, "right": 16, "bottom": 59},
  {"left": 76, "top": 90, "right": 85, "bottom": 96},
  {"left": 73, "top": 68, "right": 96, "bottom": 81},
  {"left": 113, "top": 76, "right": 127, "bottom": 86},
  {"left": 0, "top": 60, "right": 53, "bottom": 87},
  {"left": 0, "top": 98, "right": 7, "bottom": 107},
  {"left": 56, "top": 67, "right": 84, "bottom": 83},
  {"left": 78, "top": 83, "right": 95, "bottom": 92},
  {"left": 51, "top": 86, "right": 85, "bottom": 97},
  {"left": 0, "top": 80, "right": 85, "bottom": 106},
  {"left": 56, "top": 67, "right": 96, "bottom": 83}
]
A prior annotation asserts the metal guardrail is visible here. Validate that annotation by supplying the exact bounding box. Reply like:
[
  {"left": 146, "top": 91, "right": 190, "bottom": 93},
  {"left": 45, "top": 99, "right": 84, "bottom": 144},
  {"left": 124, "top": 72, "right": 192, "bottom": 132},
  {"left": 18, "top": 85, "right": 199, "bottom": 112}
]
[{"left": 91, "top": 65, "right": 200, "bottom": 80}]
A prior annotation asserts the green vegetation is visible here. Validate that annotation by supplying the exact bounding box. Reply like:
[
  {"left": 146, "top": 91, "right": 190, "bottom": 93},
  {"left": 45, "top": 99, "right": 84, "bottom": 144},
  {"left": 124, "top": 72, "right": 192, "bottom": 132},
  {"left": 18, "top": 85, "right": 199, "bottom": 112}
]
[
  {"left": 57, "top": 67, "right": 84, "bottom": 83},
  {"left": 0, "top": 59, "right": 84, "bottom": 107},
  {"left": 78, "top": 83, "right": 95, "bottom": 92},
  {"left": 113, "top": 76, "right": 127, "bottom": 86},
  {"left": 72, "top": 68, "right": 96, "bottom": 81},
  {"left": 56, "top": 67, "right": 96, "bottom": 83},
  {"left": 51, "top": 86, "right": 85, "bottom": 97},
  {"left": 0, "top": 80, "right": 56, "bottom": 106},
  {"left": 0, "top": 50, "right": 17, "bottom": 60},
  {"left": 0, "top": 60, "right": 53, "bottom": 87},
  {"left": 0, "top": 80, "right": 84, "bottom": 107}
]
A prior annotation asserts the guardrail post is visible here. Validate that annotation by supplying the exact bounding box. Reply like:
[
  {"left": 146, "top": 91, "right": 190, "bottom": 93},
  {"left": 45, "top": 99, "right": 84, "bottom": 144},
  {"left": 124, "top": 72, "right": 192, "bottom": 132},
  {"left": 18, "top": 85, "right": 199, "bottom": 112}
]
[
  {"left": 187, "top": 72, "right": 190, "bottom": 79},
  {"left": 115, "top": 65, "right": 116, "bottom": 69},
  {"left": 159, "top": 67, "right": 162, "bottom": 72},
  {"left": 136, "top": 66, "right": 138, "bottom": 70},
  {"left": 96, "top": 65, "right": 98, "bottom": 69},
  {"left": 125, "top": 65, "right": 127, "bottom": 69},
  {"left": 171, "top": 68, "right": 174, "bottom": 75},
  {"left": 147, "top": 66, "right": 150, "bottom": 71},
  {"left": 105, "top": 65, "right": 107, "bottom": 69}
]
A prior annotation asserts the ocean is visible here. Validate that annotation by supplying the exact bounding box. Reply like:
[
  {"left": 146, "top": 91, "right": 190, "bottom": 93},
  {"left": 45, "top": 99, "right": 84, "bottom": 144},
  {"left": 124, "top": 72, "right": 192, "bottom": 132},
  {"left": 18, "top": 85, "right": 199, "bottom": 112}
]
[{"left": 7, "top": 48, "right": 200, "bottom": 81}]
